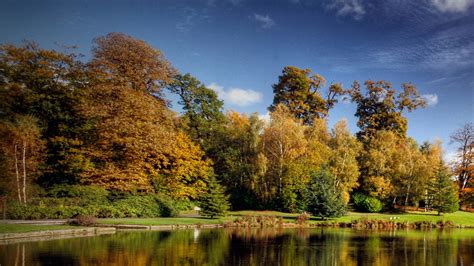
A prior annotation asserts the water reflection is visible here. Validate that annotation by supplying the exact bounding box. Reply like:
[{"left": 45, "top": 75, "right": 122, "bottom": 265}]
[{"left": 1, "top": 228, "right": 473, "bottom": 265}]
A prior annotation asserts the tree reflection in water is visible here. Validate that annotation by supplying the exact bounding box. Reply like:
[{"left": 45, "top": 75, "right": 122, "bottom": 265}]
[{"left": 1, "top": 228, "right": 473, "bottom": 265}]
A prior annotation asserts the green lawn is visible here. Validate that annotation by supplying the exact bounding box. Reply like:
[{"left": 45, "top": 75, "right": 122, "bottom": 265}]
[
  {"left": 0, "top": 224, "right": 82, "bottom": 234},
  {"left": 322, "top": 211, "right": 474, "bottom": 226},
  {"left": 97, "top": 211, "right": 474, "bottom": 227},
  {"left": 99, "top": 217, "right": 229, "bottom": 225}
]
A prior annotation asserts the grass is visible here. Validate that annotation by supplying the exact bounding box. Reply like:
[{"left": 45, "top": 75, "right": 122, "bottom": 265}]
[
  {"left": 320, "top": 211, "right": 474, "bottom": 227},
  {"left": 96, "top": 210, "right": 474, "bottom": 227},
  {"left": 99, "top": 217, "right": 229, "bottom": 225},
  {"left": 0, "top": 224, "right": 82, "bottom": 234}
]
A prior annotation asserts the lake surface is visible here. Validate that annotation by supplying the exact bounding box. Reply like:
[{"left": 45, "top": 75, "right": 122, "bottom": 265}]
[{"left": 1, "top": 228, "right": 473, "bottom": 265}]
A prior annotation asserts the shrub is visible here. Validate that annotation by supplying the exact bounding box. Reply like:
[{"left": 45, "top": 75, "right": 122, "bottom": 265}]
[
  {"left": 295, "top": 212, "right": 310, "bottom": 225},
  {"left": 353, "top": 193, "right": 383, "bottom": 213},
  {"left": 305, "top": 170, "right": 347, "bottom": 218},
  {"left": 73, "top": 215, "right": 97, "bottom": 226},
  {"left": 47, "top": 185, "right": 109, "bottom": 206},
  {"left": 155, "top": 194, "right": 178, "bottom": 217},
  {"left": 363, "top": 197, "right": 383, "bottom": 213}
]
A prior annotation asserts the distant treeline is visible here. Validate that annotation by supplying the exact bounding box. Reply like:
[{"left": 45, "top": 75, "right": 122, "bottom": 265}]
[{"left": 0, "top": 33, "right": 471, "bottom": 217}]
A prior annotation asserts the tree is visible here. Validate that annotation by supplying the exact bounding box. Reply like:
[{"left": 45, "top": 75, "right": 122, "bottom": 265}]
[
  {"left": 0, "top": 115, "right": 44, "bottom": 204},
  {"left": 450, "top": 123, "right": 473, "bottom": 205},
  {"left": 0, "top": 42, "right": 89, "bottom": 186},
  {"left": 328, "top": 119, "right": 361, "bottom": 203},
  {"left": 89, "top": 32, "right": 176, "bottom": 98},
  {"left": 358, "top": 130, "right": 401, "bottom": 201},
  {"left": 304, "top": 169, "right": 347, "bottom": 219},
  {"left": 262, "top": 104, "right": 307, "bottom": 211},
  {"left": 428, "top": 164, "right": 459, "bottom": 215},
  {"left": 199, "top": 178, "right": 230, "bottom": 218},
  {"left": 347, "top": 81, "right": 426, "bottom": 142},
  {"left": 81, "top": 33, "right": 212, "bottom": 197},
  {"left": 210, "top": 111, "right": 267, "bottom": 209},
  {"left": 269, "top": 66, "right": 344, "bottom": 125},
  {"left": 167, "top": 73, "right": 226, "bottom": 154}
]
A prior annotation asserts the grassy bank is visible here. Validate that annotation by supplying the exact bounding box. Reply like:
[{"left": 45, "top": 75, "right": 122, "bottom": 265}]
[
  {"left": 0, "top": 224, "right": 82, "bottom": 234},
  {"left": 97, "top": 210, "right": 474, "bottom": 227}
]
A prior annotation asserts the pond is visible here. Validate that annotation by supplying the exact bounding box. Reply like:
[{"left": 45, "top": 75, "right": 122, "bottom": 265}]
[{"left": 1, "top": 228, "right": 473, "bottom": 265}]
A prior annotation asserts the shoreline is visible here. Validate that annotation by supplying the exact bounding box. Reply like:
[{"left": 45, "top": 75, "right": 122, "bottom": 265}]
[{"left": 2, "top": 219, "right": 474, "bottom": 243}]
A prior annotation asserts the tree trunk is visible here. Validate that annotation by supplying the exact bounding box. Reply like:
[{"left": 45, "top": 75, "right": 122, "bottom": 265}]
[
  {"left": 22, "top": 140, "right": 27, "bottom": 205},
  {"left": 14, "top": 144, "right": 21, "bottom": 202},
  {"left": 404, "top": 184, "right": 411, "bottom": 206}
]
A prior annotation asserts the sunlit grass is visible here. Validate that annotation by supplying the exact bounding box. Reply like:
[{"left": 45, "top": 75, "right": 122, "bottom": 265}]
[
  {"left": 0, "top": 224, "right": 82, "bottom": 234},
  {"left": 97, "top": 210, "right": 474, "bottom": 227}
]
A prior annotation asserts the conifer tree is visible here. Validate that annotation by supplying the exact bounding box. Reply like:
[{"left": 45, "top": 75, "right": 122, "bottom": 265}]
[
  {"left": 429, "top": 164, "right": 459, "bottom": 215},
  {"left": 199, "top": 178, "right": 230, "bottom": 218}
]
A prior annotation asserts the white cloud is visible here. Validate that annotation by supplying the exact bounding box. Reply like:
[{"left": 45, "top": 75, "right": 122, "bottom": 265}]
[
  {"left": 422, "top": 94, "right": 439, "bottom": 107},
  {"left": 253, "top": 13, "right": 275, "bottom": 29},
  {"left": 443, "top": 150, "right": 458, "bottom": 164},
  {"left": 258, "top": 112, "right": 271, "bottom": 123},
  {"left": 208, "top": 82, "right": 262, "bottom": 106},
  {"left": 325, "top": 0, "right": 366, "bottom": 20},
  {"left": 430, "top": 0, "right": 474, "bottom": 12}
]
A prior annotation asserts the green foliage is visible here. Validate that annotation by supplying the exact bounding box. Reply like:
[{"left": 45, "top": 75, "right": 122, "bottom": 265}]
[
  {"left": 6, "top": 188, "right": 178, "bottom": 219},
  {"left": 352, "top": 193, "right": 383, "bottom": 213},
  {"left": 429, "top": 165, "right": 459, "bottom": 215},
  {"left": 199, "top": 178, "right": 230, "bottom": 218},
  {"left": 347, "top": 80, "right": 426, "bottom": 141},
  {"left": 304, "top": 170, "right": 347, "bottom": 218},
  {"left": 167, "top": 73, "right": 225, "bottom": 153},
  {"left": 269, "top": 66, "right": 344, "bottom": 125},
  {"left": 47, "top": 185, "right": 109, "bottom": 205}
]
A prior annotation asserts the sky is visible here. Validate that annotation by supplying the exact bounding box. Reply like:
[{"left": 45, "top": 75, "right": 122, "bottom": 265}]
[{"left": 0, "top": 0, "right": 473, "bottom": 158}]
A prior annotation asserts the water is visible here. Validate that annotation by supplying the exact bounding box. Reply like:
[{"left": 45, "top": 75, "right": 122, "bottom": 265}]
[{"left": 1, "top": 228, "right": 473, "bottom": 265}]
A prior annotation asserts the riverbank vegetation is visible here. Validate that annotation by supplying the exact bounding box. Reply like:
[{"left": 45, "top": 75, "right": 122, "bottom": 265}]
[{"left": 0, "top": 33, "right": 472, "bottom": 221}]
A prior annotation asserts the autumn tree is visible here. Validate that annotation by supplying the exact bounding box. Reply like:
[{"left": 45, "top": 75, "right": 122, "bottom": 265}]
[
  {"left": 0, "top": 42, "right": 89, "bottom": 186},
  {"left": 347, "top": 81, "right": 426, "bottom": 142},
  {"left": 262, "top": 104, "right": 307, "bottom": 211},
  {"left": 450, "top": 123, "right": 473, "bottom": 206},
  {"left": 269, "top": 66, "right": 344, "bottom": 125},
  {"left": 328, "top": 119, "right": 361, "bottom": 203},
  {"left": 89, "top": 32, "right": 176, "bottom": 98},
  {"left": 358, "top": 130, "right": 402, "bottom": 202},
  {"left": 81, "top": 33, "right": 211, "bottom": 198},
  {"left": 0, "top": 115, "right": 44, "bottom": 204}
]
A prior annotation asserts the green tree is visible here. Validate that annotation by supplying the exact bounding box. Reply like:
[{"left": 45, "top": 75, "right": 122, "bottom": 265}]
[
  {"left": 347, "top": 81, "right": 426, "bottom": 142},
  {"left": 304, "top": 169, "right": 347, "bottom": 218},
  {"left": 269, "top": 66, "right": 344, "bottom": 125},
  {"left": 167, "top": 73, "right": 226, "bottom": 154},
  {"left": 199, "top": 178, "right": 230, "bottom": 218},
  {"left": 212, "top": 111, "right": 266, "bottom": 209},
  {"left": 429, "top": 164, "right": 459, "bottom": 215}
]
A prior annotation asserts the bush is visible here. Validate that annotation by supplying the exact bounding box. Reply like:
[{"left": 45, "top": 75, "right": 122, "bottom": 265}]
[
  {"left": 305, "top": 170, "right": 347, "bottom": 218},
  {"left": 47, "top": 185, "right": 109, "bottom": 206},
  {"left": 295, "top": 212, "right": 310, "bottom": 225},
  {"left": 353, "top": 193, "right": 383, "bottom": 213},
  {"left": 73, "top": 215, "right": 97, "bottom": 226}
]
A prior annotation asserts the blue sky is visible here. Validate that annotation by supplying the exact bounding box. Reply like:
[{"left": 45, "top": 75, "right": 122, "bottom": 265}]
[{"left": 0, "top": 0, "right": 473, "bottom": 158}]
